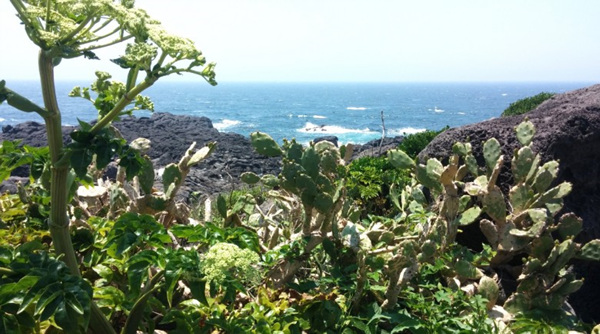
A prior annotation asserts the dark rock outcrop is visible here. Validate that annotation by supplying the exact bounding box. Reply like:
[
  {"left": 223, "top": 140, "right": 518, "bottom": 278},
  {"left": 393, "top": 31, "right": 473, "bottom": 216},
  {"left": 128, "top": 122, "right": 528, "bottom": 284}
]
[
  {"left": 313, "top": 136, "right": 339, "bottom": 147},
  {"left": 352, "top": 136, "right": 404, "bottom": 160},
  {"left": 419, "top": 84, "right": 600, "bottom": 323},
  {"left": 1, "top": 113, "right": 281, "bottom": 198}
]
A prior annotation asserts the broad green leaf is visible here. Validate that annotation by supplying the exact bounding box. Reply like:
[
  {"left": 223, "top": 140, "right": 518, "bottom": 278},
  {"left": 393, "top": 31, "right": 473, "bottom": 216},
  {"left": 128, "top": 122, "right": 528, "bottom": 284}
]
[
  {"left": 217, "top": 194, "right": 227, "bottom": 218},
  {"left": 70, "top": 149, "right": 93, "bottom": 178},
  {"left": 38, "top": 293, "right": 63, "bottom": 321}
]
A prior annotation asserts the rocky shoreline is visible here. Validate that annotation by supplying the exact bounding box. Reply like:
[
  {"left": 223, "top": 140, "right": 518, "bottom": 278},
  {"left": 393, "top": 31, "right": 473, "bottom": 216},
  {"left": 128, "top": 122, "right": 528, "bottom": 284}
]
[{"left": 0, "top": 112, "right": 403, "bottom": 198}]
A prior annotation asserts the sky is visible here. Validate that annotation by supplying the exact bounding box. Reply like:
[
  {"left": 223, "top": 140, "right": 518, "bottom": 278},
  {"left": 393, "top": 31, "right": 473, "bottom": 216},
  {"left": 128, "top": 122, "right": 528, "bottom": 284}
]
[{"left": 1, "top": 0, "right": 599, "bottom": 83}]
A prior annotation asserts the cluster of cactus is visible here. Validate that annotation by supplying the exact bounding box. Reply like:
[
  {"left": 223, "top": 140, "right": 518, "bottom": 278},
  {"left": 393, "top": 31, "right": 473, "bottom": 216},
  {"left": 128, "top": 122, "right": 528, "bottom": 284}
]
[
  {"left": 76, "top": 137, "right": 215, "bottom": 225},
  {"left": 128, "top": 139, "right": 215, "bottom": 225},
  {"left": 387, "top": 120, "right": 600, "bottom": 315},
  {"left": 243, "top": 123, "right": 600, "bottom": 322},
  {"left": 244, "top": 132, "right": 355, "bottom": 287}
]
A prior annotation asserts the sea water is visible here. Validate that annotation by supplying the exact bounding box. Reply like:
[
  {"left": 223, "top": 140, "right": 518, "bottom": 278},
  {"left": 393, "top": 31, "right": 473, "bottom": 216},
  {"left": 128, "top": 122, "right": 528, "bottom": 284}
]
[{"left": 0, "top": 81, "right": 593, "bottom": 144}]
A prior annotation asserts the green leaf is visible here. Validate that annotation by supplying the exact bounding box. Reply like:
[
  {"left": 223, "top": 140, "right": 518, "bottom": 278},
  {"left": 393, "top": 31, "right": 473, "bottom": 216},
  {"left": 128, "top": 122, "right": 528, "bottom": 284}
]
[
  {"left": 65, "top": 293, "right": 85, "bottom": 315},
  {"left": 70, "top": 130, "right": 94, "bottom": 144},
  {"left": 217, "top": 194, "right": 227, "bottom": 218},
  {"left": 322, "top": 238, "right": 337, "bottom": 260},
  {"left": 113, "top": 232, "right": 138, "bottom": 257},
  {"left": 70, "top": 149, "right": 93, "bottom": 178},
  {"left": 94, "top": 138, "right": 116, "bottom": 170},
  {"left": 38, "top": 293, "right": 63, "bottom": 322},
  {"left": 188, "top": 280, "right": 209, "bottom": 306},
  {"left": 164, "top": 268, "right": 182, "bottom": 307}
]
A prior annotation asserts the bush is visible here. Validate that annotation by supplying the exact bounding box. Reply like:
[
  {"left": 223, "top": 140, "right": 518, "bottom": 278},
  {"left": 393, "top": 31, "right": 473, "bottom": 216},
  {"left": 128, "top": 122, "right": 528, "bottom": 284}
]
[
  {"left": 346, "top": 156, "right": 411, "bottom": 215},
  {"left": 501, "top": 92, "right": 555, "bottom": 117},
  {"left": 397, "top": 127, "right": 448, "bottom": 159}
]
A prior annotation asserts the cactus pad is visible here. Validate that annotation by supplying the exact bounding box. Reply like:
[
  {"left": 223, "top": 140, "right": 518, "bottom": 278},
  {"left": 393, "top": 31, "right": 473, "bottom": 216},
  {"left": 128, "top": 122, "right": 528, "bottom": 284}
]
[
  {"left": 483, "top": 138, "right": 502, "bottom": 173},
  {"left": 512, "top": 146, "right": 535, "bottom": 183},
  {"left": 162, "top": 164, "right": 182, "bottom": 191},
  {"left": 458, "top": 206, "right": 481, "bottom": 226},
  {"left": 483, "top": 186, "right": 506, "bottom": 223},
  {"left": 478, "top": 276, "right": 499, "bottom": 311},
  {"left": 556, "top": 213, "right": 582, "bottom": 239},
  {"left": 578, "top": 239, "right": 600, "bottom": 261},
  {"left": 515, "top": 120, "right": 535, "bottom": 146},
  {"left": 250, "top": 132, "right": 283, "bottom": 157},
  {"left": 387, "top": 149, "right": 415, "bottom": 170},
  {"left": 241, "top": 172, "right": 261, "bottom": 184}
]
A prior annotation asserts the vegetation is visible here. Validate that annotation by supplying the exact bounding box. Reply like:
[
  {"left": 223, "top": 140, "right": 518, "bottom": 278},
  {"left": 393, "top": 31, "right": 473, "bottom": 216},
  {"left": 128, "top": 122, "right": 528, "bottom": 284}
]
[
  {"left": 396, "top": 127, "right": 448, "bottom": 159},
  {"left": 345, "top": 128, "right": 445, "bottom": 217},
  {"left": 501, "top": 92, "right": 555, "bottom": 117},
  {"left": 1, "top": 1, "right": 599, "bottom": 333}
]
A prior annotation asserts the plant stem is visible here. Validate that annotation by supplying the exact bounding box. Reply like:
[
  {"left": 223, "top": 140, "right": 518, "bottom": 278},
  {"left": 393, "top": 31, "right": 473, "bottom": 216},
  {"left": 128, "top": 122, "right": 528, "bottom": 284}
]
[
  {"left": 38, "top": 50, "right": 116, "bottom": 334},
  {"left": 39, "top": 50, "right": 80, "bottom": 274},
  {"left": 91, "top": 78, "right": 155, "bottom": 134}
]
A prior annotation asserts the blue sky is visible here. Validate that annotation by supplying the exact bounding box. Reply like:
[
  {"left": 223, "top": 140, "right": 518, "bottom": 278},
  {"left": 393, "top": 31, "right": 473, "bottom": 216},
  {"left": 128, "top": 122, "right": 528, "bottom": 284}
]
[{"left": 1, "top": 0, "right": 599, "bottom": 82}]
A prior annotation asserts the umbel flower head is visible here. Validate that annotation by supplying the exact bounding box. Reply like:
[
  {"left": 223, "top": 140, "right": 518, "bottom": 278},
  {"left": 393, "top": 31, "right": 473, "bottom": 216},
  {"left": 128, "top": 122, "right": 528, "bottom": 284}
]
[
  {"left": 200, "top": 243, "right": 260, "bottom": 286},
  {"left": 12, "top": 0, "right": 216, "bottom": 85}
]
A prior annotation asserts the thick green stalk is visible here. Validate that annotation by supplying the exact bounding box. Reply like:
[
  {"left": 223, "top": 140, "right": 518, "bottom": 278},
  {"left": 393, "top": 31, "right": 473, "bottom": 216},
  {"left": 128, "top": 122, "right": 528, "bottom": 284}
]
[
  {"left": 39, "top": 50, "right": 116, "bottom": 334},
  {"left": 39, "top": 50, "right": 80, "bottom": 275}
]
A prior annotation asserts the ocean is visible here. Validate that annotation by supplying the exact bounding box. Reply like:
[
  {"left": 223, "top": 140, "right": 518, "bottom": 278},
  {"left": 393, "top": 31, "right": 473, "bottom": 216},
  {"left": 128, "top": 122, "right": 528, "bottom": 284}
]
[{"left": 0, "top": 81, "right": 594, "bottom": 144}]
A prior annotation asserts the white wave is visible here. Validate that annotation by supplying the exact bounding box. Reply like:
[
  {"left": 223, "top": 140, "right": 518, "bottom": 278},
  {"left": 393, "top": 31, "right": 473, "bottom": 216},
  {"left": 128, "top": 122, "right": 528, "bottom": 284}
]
[
  {"left": 501, "top": 93, "right": 508, "bottom": 96},
  {"left": 214, "top": 119, "right": 241, "bottom": 131},
  {"left": 313, "top": 115, "right": 326, "bottom": 119},
  {"left": 457, "top": 112, "right": 466, "bottom": 115},
  {"left": 434, "top": 106, "right": 444, "bottom": 113},
  {"left": 388, "top": 127, "right": 426, "bottom": 136},
  {"left": 297, "top": 114, "right": 309, "bottom": 118},
  {"left": 297, "top": 122, "right": 375, "bottom": 135},
  {"left": 0, "top": 118, "right": 5, "bottom": 123},
  {"left": 346, "top": 107, "right": 367, "bottom": 110}
]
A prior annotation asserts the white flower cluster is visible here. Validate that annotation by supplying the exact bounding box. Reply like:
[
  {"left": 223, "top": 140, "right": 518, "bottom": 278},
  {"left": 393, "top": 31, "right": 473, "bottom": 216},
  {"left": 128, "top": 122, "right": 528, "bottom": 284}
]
[{"left": 200, "top": 243, "right": 260, "bottom": 286}]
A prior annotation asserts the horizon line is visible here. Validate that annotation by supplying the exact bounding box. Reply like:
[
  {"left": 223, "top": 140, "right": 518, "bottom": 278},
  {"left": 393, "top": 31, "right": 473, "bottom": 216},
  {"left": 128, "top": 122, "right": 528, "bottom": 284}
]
[{"left": 2, "top": 79, "right": 597, "bottom": 85}]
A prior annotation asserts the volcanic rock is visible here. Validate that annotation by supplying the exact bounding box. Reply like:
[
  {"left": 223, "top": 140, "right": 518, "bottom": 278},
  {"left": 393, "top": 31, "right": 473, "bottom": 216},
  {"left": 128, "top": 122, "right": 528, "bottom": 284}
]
[{"left": 0, "top": 113, "right": 281, "bottom": 198}]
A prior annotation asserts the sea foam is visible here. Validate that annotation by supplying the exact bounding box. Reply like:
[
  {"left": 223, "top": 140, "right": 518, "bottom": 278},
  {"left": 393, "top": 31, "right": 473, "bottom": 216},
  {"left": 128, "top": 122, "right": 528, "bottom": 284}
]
[
  {"left": 346, "top": 107, "right": 368, "bottom": 110},
  {"left": 297, "top": 122, "right": 376, "bottom": 135},
  {"left": 214, "top": 119, "right": 241, "bottom": 131},
  {"left": 388, "top": 127, "right": 426, "bottom": 136}
]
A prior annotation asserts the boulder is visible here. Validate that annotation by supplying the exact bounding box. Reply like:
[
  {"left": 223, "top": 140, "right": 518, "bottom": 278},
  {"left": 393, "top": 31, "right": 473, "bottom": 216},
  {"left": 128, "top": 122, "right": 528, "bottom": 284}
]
[
  {"left": 352, "top": 136, "right": 404, "bottom": 160},
  {"left": 313, "top": 136, "right": 339, "bottom": 147},
  {"left": 418, "top": 84, "right": 600, "bottom": 322}
]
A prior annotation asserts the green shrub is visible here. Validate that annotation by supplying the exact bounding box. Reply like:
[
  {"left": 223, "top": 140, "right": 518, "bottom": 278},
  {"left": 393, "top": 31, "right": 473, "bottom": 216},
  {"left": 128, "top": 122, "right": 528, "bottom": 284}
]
[
  {"left": 501, "top": 92, "right": 555, "bottom": 117},
  {"left": 397, "top": 127, "right": 448, "bottom": 159},
  {"left": 346, "top": 156, "right": 411, "bottom": 216}
]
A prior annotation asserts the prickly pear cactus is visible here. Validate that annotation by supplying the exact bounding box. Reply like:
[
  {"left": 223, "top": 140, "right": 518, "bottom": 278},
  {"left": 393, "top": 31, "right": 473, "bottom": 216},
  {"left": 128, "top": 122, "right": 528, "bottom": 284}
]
[
  {"left": 248, "top": 136, "right": 352, "bottom": 238},
  {"left": 387, "top": 120, "right": 600, "bottom": 316}
]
